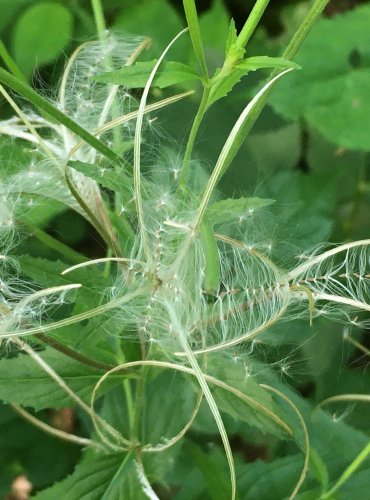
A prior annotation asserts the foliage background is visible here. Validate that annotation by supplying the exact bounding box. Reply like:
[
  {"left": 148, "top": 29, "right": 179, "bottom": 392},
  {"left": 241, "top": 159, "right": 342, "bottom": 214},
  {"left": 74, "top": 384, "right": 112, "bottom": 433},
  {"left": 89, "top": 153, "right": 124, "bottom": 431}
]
[{"left": 0, "top": 0, "right": 369, "bottom": 498}]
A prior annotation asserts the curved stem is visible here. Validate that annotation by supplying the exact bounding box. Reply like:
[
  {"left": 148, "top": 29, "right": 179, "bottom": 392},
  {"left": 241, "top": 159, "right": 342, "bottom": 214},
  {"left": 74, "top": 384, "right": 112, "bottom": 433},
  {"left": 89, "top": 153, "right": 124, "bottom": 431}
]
[
  {"left": 321, "top": 441, "right": 370, "bottom": 499},
  {"left": 236, "top": 0, "right": 270, "bottom": 50},
  {"left": 179, "top": 85, "right": 210, "bottom": 189},
  {"left": 11, "top": 403, "right": 104, "bottom": 450},
  {"left": 35, "top": 333, "right": 115, "bottom": 372},
  {"left": 260, "top": 384, "right": 309, "bottom": 499}
]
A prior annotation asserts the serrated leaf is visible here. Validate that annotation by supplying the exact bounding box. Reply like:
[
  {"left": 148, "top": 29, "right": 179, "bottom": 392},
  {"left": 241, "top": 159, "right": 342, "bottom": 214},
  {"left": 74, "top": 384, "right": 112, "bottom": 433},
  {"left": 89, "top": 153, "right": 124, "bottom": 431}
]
[
  {"left": 185, "top": 441, "right": 230, "bottom": 499},
  {"left": 0, "top": 348, "right": 126, "bottom": 410},
  {"left": 207, "top": 197, "right": 275, "bottom": 226},
  {"left": 237, "top": 453, "right": 308, "bottom": 499},
  {"left": 33, "top": 452, "right": 146, "bottom": 500},
  {"left": 208, "top": 56, "right": 298, "bottom": 107},
  {"left": 208, "top": 356, "right": 288, "bottom": 437},
  {"left": 95, "top": 60, "right": 200, "bottom": 89},
  {"left": 237, "top": 56, "right": 300, "bottom": 72},
  {"left": 13, "top": 2, "right": 73, "bottom": 77},
  {"left": 208, "top": 66, "right": 247, "bottom": 106}
]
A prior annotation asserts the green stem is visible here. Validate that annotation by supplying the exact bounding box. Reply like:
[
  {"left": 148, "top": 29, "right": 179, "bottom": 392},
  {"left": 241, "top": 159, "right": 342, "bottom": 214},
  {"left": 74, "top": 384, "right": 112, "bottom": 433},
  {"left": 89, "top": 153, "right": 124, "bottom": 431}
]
[
  {"left": 132, "top": 366, "right": 147, "bottom": 445},
  {"left": 35, "top": 333, "right": 115, "bottom": 372},
  {"left": 179, "top": 85, "right": 210, "bottom": 189},
  {"left": 0, "top": 40, "right": 26, "bottom": 82},
  {"left": 281, "top": 0, "right": 329, "bottom": 62},
  {"left": 115, "top": 343, "right": 135, "bottom": 440},
  {"left": 11, "top": 403, "right": 104, "bottom": 450},
  {"left": 214, "top": 0, "right": 330, "bottom": 181},
  {"left": 91, "top": 0, "right": 107, "bottom": 40},
  {"left": 321, "top": 441, "right": 370, "bottom": 499},
  {"left": 236, "top": 0, "right": 271, "bottom": 51}
]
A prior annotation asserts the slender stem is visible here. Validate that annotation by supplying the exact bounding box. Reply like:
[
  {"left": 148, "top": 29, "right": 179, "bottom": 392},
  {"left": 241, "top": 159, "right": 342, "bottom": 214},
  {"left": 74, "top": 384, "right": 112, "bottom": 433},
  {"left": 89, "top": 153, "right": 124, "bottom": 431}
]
[
  {"left": 132, "top": 369, "right": 147, "bottom": 446},
  {"left": 3, "top": 286, "right": 149, "bottom": 338},
  {"left": 260, "top": 384, "right": 310, "bottom": 499},
  {"left": 321, "top": 441, "right": 370, "bottom": 499},
  {"left": 134, "top": 29, "right": 188, "bottom": 260},
  {"left": 91, "top": 0, "right": 107, "bottom": 40},
  {"left": 179, "top": 85, "right": 211, "bottom": 189},
  {"left": 0, "top": 40, "right": 26, "bottom": 82},
  {"left": 180, "top": 335, "right": 236, "bottom": 500},
  {"left": 281, "top": 0, "right": 329, "bottom": 62},
  {"left": 115, "top": 342, "right": 135, "bottom": 440},
  {"left": 222, "top": 0, "right": 330, "bottom": 157},
  {"left": 11, "top": 403, "right": 104, "bottom": 450},
  {"left": 236, "top": 0, "right": 271, "bottom": 52},
  {"left": 64, "top": 172, "right": 123, "bottom": 257},
  {"left": 34, "top": 333, "right": 115, "bottom": 372},
  {"left": 345, "top": 336, "right": 370, "bottom": 359}
]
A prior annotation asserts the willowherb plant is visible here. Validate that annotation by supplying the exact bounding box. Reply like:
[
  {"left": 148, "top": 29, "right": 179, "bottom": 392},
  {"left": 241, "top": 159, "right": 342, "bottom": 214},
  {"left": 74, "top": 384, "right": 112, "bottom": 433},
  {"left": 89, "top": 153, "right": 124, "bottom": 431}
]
[{"left": 0, "top": 0, "right": 369, "bottom": 498}]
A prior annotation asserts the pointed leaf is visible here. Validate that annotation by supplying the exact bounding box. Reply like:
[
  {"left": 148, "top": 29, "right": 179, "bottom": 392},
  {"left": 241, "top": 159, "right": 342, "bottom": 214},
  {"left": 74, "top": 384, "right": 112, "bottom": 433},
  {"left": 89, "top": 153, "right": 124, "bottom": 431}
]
[
  {"left": 237, "top": 56, "right": 300, "bottom": 72},
  {"left": 207, "top": 197, "right": 275, "bottom": 226},
  {"left": 225, "top": 19, "right": 238, "bottom": 57},
  {"left": 95, "top": 60, "right": 200, "bottom": 89}
]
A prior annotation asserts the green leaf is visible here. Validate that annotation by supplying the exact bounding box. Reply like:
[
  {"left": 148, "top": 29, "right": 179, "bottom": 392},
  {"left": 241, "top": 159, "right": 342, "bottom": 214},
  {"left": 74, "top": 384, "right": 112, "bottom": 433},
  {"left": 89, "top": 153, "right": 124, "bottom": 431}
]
[
  {"left": 0, "top": 348, "right": 125, "bottom": 410},
  {"left": 270, "top": 4, "right": 370, "bottom": 151},
  {"left": 207, "top": 197, "right": 275, "bottom": 226},
  {"left": 237, "top": 454, "right": 308, "bottom": 499},
  {"left": 141, "top": 369, "right": 199, "bottom": 446},
  {"left": 33, "top": 452, "right": 146, "bottom": 500},
  {"left": 95, "top": 60, "right": 200, "bottom": 89},
  {"left": 237, "top": 56, "right": 300, "bottom": 72},
  {"left": 69, "top": 161, "right": 127, "bottom": 193},
  {"left": 13, "top": 2, "right": 73, "bottom": 78},
  {"left": 207, "top": 356, "right": 289, "bottom": 438},
  {"left": 208, "top": 66, "right": 247, "bottom": 106},
  {"left": 208, "top": 57, "right": 299, "bottom": 107},
  {"left": 185, "top": 441, "right": 230, "bottom": 499}
]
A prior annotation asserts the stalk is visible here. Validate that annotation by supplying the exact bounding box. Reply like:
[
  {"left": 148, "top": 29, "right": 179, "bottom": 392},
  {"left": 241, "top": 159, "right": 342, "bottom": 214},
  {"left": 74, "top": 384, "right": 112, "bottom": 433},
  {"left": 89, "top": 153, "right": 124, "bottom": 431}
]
[
  {"left": 179, "top": 85, "right": 210, "bottom": 189},
  {"left": 235, "top": 0, "right": 271, "bottom": 53}
]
